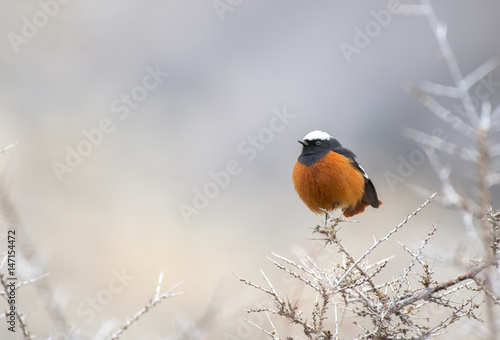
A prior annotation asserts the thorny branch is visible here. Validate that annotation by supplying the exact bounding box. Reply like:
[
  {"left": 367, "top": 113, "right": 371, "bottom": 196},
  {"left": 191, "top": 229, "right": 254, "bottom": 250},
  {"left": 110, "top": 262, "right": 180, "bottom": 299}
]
[
  {"left": 0, "top": 272, "right": 32, "bottom": 340},
  {"left": 109, "top": 273, "right": 183, "bottom": 340},
  {"left": 239, "top": 1, "right": 500, "bottom": 339},
  {"left": 239, "top": 199, "right": 498, "bottom": 339}
]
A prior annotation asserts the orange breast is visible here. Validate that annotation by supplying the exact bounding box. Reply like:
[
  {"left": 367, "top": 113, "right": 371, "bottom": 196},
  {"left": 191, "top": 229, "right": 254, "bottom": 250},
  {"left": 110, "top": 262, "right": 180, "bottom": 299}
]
[{"left": 292, "top": 151, "right": 365, "bottom": 214}]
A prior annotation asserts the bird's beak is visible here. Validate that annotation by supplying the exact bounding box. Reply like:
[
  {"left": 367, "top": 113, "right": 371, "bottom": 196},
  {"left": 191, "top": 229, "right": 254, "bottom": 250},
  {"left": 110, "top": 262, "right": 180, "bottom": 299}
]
[{"left": 298, "top": 140, "right": 308, "bottom": 146}]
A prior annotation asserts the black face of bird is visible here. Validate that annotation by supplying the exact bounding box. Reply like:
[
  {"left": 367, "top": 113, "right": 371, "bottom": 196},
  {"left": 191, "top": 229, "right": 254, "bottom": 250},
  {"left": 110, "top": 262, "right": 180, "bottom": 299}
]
[
  {"left": 298, "top": 139, "right": 328, "bottom": 157},
  {"left": 297, "top": 131, "right": 343, "bottom": 166},
  {"left": 298, "top": 137, "right": 333, "bottom": 151},
  {"left": 297, "top": 140, "right": 335, "bottom": 167},
  {"left": 298, "top": 131, "right": 341, "bottom": 155}
]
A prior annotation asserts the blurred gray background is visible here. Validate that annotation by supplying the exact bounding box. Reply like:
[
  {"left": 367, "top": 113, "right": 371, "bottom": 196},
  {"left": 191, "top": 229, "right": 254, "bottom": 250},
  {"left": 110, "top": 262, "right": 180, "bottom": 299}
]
[{"left": 1, "top": 0, "right": 500, "bottom": 339}]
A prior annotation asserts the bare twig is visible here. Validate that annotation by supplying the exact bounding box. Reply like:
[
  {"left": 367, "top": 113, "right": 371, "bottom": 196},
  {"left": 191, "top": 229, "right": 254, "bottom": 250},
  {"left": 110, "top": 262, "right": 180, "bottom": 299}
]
[
  {"left": 0, "top": 142, "right": 18, "bottom": 154},
  {"left": 109, "top": 274, "right": 183, "bottom": 340},
  {"left": 0, "top": 273, "right": 32, "bottom": 340},
  {"left": 337, "top": 192, "right": 437, "bottom": 287}
]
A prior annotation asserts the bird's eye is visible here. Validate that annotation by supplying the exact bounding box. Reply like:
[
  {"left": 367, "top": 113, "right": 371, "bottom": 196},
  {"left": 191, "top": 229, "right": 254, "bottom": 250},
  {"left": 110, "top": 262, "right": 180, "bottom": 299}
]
[{"left": 315, "top": 141, "right": 321, "bottom": 146}]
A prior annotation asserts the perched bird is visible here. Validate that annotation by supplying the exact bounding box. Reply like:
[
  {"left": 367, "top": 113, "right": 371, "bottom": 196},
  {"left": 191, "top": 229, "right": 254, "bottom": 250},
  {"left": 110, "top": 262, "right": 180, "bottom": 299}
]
[{"left": 292, "top": 130, "right": 382, "bottom": 218}]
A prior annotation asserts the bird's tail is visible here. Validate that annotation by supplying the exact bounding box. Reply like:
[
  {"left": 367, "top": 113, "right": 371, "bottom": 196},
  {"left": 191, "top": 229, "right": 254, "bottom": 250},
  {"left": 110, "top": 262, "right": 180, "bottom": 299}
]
[{"left": 343, "top": 200, "right": 383, "bottom": 218}]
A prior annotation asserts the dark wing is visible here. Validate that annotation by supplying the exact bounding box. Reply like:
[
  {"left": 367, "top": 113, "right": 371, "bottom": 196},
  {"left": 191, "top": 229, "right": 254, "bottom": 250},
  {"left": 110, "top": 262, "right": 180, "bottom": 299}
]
[
  {"left": 333, "top": 146, "right": 380, "bottom": 208},
  {"left": 363, "top": 177, "right": 380, "bottom": 208},
  {"left": 332, "top": 146, "right": 356, "bottom": 162}
]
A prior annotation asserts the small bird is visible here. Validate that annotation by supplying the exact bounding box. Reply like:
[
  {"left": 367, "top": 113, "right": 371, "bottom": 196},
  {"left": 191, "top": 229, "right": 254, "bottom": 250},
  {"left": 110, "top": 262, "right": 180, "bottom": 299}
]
[{"left": 292, "top": 130, "right": 382, "bottom": 219}]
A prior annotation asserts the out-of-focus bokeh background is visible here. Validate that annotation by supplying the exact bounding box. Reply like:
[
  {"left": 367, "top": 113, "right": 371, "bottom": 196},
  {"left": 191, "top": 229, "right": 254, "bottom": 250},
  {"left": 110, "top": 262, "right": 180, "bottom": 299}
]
[{"left": 1, "top": 0, "right": 500, "bottom": 339}]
